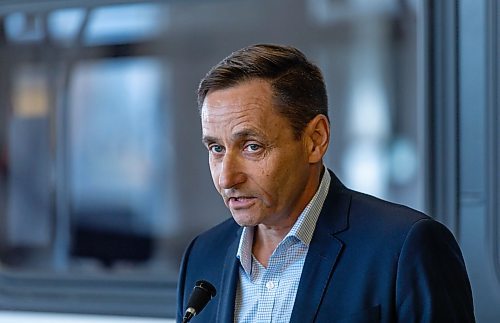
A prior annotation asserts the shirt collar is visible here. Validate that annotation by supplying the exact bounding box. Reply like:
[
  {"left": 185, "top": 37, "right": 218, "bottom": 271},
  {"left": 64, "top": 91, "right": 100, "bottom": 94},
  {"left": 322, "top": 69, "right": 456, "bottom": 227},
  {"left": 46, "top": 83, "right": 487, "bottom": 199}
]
[{"left": 236, "top": 168, "right": 331, "bottom": 276}]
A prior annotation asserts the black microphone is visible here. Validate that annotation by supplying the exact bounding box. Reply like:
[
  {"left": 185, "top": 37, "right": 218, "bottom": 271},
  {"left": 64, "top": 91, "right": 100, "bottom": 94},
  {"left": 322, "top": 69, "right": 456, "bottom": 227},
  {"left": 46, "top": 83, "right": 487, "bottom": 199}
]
[{"left": 182, "top": 280, "right": 217, "bottom": 323}]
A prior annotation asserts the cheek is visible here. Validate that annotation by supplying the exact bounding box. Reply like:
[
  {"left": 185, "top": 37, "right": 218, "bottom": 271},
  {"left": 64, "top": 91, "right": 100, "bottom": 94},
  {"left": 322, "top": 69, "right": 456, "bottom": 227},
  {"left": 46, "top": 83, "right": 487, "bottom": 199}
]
[
  {"left": 266, "top": 153, "right": 304, "bottom": 188},
  {"left": 256, "top": 159, "right": 286, "bottom": 191},
  {"left": 208, "top": 160, "right": 221, "bottom": 189}
]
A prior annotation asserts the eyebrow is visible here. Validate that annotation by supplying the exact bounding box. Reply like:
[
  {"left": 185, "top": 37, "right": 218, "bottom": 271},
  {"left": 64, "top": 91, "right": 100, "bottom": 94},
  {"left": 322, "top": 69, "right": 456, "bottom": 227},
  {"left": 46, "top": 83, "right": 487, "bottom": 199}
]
[
  {"left": 202, "top": 135, "right": 218, "bottom": 146},
  {"left": 201, "top": 129, "right": 265, "bottom": 145}
]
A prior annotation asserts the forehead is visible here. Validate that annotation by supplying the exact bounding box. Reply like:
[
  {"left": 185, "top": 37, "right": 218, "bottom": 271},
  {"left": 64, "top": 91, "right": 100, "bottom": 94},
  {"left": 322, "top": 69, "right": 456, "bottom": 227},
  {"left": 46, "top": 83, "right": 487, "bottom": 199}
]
[
  {"left": 201, "top": 80, "right": 289, "bottom": 138},
  {"left": 202, "top": 79, "right": 273, "bottom": 115}
]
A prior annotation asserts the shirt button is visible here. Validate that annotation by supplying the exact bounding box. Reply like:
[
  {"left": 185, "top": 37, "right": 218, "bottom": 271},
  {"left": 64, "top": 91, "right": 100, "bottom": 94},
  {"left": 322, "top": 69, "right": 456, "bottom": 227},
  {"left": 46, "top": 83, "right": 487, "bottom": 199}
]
[{"left": 266, "top": 281, "right": 275, "bottom": 290}]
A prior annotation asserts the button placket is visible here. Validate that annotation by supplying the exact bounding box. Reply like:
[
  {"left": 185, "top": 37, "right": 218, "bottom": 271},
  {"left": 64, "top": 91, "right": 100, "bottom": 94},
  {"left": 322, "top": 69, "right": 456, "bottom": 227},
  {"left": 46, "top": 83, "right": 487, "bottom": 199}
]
[{"left": 265, "top": 280, "right": 276, "bottom": 290}]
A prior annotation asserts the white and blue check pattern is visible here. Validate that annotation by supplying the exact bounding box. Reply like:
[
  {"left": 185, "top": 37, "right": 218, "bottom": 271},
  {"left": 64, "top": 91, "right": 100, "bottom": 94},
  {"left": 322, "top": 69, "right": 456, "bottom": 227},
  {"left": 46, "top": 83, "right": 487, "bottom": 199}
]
[{"left": 234, "top": 169, "right": 331, "bottom": 323}]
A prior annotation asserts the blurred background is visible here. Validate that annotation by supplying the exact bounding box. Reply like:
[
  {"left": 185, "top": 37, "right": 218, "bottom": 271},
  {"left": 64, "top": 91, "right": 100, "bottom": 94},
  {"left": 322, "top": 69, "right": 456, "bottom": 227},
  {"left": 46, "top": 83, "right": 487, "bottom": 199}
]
[{"left": 0, "top": 0, "right": 498, "bottom": 322}]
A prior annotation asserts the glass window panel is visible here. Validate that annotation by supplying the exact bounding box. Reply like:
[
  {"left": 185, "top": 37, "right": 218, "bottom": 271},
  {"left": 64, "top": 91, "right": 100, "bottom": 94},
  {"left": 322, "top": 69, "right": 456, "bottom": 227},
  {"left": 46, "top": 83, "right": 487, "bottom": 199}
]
[
  {"left": 67, "top": 57, "right": 176, "bottom": 273},
  {"left": 48, "top": 8, "right": 86, "bottom": 43},
  {"left": 4, "top": 12, "right": 45, "bottom": 43},
  {"left": 3, "top": 65, "right": 52, "bottom": 266},
  {"left": 7, "top": 118, "right": 51, "bottom": 248},
  {"left": 84, "top": 3, "right": 168, "bottom": 45}
]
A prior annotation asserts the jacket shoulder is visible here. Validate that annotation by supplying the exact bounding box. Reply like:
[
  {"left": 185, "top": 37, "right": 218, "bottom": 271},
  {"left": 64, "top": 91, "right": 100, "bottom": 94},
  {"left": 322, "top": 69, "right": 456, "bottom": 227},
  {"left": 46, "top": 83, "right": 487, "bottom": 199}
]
[
  {"left": 348, "top": 189, "right": 430, "bottom": 231},
  {"left": 181, "top": 217, "right": 240, "bottom": 274},
  {"left": 195, "top": 217, "right": 241, "bottom": 246}
]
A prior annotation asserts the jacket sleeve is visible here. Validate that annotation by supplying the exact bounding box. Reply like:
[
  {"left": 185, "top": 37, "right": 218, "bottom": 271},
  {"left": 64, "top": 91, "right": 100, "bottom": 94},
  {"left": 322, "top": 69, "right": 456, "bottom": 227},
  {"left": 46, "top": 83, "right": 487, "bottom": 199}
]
[
  {"left": 177, "top": 237, "right": 198, "bottom": 323},
  {"left": 395, "top": 218, "right": 475, "bottom": 322}
]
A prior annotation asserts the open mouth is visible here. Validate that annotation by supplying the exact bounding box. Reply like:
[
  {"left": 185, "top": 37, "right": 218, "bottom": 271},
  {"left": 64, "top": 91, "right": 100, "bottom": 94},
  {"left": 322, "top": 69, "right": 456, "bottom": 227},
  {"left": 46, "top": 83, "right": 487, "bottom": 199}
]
[{"left": 227, "top": 196, "right": 256, "bottom": 209}]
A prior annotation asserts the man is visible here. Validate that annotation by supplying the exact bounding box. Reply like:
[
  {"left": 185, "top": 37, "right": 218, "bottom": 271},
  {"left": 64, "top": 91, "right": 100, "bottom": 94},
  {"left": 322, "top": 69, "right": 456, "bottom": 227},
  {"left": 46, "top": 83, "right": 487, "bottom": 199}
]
[{"left": 177, "top": 44, "right": 475, "bottom": 322}]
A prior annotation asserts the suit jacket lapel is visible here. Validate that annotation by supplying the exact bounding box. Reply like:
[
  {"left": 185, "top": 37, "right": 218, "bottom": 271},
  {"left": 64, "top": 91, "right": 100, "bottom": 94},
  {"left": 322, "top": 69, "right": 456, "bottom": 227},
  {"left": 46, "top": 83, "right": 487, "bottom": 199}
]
[
  {"left": 215, "top": 227, "right": 242, "bottom": 323},
  {"left": 290, "top": 171, "right": 351, "bottom": 323}
]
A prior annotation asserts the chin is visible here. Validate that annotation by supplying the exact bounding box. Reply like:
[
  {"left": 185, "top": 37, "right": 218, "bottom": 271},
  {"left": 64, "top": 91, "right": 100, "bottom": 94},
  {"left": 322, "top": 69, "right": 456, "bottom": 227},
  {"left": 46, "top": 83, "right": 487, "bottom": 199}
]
[
  {"left": 232, "top": 218, "right": 256, "bottom": 227},
  {"left": 230, "top": 212, "right": 260, "bottom": 227}
]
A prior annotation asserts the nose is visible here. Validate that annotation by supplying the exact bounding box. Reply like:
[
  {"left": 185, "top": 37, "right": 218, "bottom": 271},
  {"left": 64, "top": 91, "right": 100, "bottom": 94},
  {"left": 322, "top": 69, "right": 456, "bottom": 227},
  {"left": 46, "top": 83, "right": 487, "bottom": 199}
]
[{"left": 218, "top": 152, "right": 246, "bottom": 189}]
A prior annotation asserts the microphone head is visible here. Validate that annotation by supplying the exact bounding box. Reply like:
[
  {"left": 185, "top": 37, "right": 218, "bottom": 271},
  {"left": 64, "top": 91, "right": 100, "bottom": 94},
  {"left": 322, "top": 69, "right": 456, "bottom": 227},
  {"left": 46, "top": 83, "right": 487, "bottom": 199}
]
[{"left": 186, "top": 280, "right": 217, "bottom": 315}]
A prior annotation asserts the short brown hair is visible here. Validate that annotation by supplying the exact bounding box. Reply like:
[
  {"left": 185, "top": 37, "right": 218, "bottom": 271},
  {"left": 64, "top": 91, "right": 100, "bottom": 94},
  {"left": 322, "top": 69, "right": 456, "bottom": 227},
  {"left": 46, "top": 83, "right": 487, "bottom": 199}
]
[{"left": 197, "top": 44, "right": 329, "bottom": 138}]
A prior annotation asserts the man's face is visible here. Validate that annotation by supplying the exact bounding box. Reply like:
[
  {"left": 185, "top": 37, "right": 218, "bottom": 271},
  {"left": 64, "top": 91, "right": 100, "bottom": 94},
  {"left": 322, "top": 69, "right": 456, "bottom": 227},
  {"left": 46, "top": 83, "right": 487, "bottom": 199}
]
[{"left": 201, "top": 79, "right": 317, "bottom": 228}]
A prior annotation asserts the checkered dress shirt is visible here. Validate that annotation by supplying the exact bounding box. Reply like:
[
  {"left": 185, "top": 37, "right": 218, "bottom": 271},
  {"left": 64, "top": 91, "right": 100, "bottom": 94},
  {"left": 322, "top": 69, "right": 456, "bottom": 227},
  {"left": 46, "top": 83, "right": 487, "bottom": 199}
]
[{"left": 234, "top": 169, "right": 331, "bottom": 323}]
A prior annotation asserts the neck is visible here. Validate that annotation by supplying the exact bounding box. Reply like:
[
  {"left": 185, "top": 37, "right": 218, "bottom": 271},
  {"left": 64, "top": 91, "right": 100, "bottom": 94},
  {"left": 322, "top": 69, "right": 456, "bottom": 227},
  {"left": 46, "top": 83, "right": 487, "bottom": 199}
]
[{"left": 251, "top": 225, "right": 285, "bottom": 267}]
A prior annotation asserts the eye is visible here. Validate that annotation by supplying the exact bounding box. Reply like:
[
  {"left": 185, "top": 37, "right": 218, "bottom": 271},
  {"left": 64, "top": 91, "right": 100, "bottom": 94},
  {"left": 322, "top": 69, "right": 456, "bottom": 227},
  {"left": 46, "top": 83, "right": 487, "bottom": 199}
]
[
  {"left": 244, "top": 143, "right": 262, "bottom": 152},
  {"left": 208, "top": 144, "right": 224, "bottom": 154}
]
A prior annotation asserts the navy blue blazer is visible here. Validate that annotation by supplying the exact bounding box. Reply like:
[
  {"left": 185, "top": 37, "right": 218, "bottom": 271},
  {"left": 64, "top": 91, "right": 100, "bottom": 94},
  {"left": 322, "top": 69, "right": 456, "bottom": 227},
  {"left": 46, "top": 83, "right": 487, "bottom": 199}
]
[{"left": 177, "top": 170, "right": 475, "bottom": 322}]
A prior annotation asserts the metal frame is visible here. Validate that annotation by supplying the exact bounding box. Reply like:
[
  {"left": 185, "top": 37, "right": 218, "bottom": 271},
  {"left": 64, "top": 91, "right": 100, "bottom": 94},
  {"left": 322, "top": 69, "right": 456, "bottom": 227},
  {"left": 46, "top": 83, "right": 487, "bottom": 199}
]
[
  {"left": 486, "top": 0, "right": 500, "bottom": 286},
  {"left": 0, "top": 0, "right": 160, "bottom": 15},
  {"left": 425, "top": 0, "right": 460, "bottom": 234}
]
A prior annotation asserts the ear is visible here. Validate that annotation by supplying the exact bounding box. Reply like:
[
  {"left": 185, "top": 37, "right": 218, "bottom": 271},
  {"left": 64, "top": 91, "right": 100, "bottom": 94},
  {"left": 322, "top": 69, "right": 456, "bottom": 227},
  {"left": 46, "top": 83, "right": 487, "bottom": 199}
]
[{"left": 304, "top": 114, "right": 330, "bottom": 164}]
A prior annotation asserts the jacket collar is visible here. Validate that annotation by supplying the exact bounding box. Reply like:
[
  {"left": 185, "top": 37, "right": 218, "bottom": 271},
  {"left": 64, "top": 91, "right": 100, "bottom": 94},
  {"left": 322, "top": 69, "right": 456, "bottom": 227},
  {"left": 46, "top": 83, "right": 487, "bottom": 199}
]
[
  {"left": 290, "top": 170, "right": 351, "bottom": 322},
  {"left": 215, "top": 170, "right": 351, "bottom": 323},
  {"left": 215, "top": 227, "right": 241, "bottom": 323}
]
